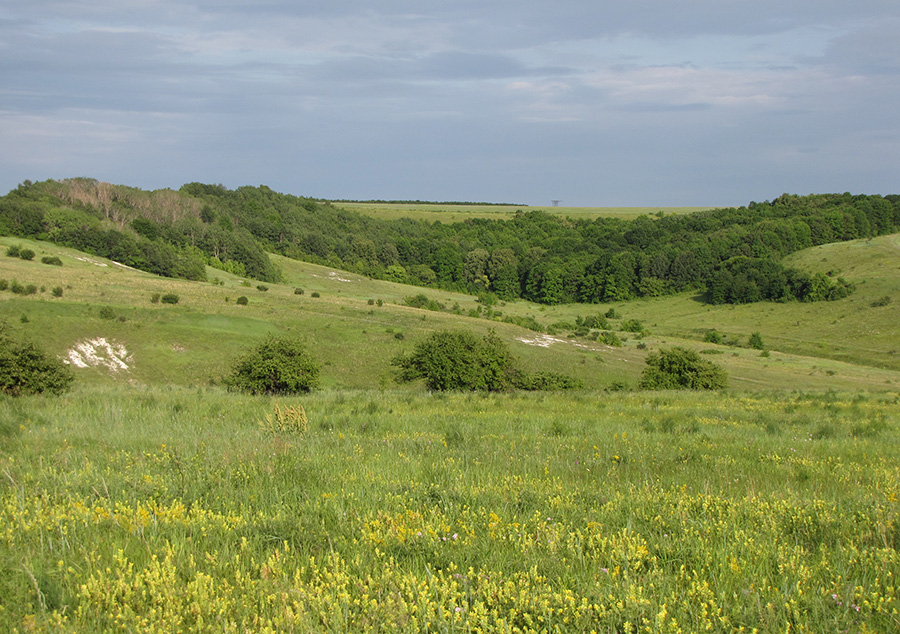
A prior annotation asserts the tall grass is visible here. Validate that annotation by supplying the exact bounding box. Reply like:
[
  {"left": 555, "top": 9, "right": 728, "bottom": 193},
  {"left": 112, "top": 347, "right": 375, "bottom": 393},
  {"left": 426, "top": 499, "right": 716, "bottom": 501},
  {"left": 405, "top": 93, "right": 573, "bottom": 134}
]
[{"left": 2, "top": 387, "right": 898, "bottom": 632}]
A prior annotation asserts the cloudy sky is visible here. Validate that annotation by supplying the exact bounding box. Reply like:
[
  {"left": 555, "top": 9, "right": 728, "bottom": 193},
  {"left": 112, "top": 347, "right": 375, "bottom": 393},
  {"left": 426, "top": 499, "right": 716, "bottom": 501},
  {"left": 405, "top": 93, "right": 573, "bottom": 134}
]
[{"left": 1, "top": 1, "right": 898, "bottom": 206}]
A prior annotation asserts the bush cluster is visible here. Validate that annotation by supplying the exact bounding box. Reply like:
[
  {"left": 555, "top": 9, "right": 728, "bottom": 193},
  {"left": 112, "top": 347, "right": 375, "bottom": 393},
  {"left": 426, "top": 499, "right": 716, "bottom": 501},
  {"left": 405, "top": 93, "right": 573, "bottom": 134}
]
[
  {"left": 226, "top": 336, "right": 320, "bottom": 395},
  {"left": 639, "top": 347, "right": 728, "bottom": 390},
  {"left": 393, "top": 330, "right": 581, "bottom": 392},
  {"left": 0, "top": 323, "right": 73, "bottom": 396}
]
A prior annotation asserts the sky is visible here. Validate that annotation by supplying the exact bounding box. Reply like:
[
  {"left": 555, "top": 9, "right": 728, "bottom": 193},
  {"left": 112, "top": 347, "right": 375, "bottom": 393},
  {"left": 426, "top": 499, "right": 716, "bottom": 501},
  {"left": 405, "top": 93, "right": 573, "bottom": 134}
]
[{"left": 1, "top": 1, "right": 898, "bottom": 206}]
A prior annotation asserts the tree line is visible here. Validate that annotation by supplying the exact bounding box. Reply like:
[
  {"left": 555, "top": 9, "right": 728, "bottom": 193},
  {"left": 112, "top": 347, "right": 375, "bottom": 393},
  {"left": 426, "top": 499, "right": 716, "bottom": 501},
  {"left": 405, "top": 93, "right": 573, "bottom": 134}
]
[{"left": 1, "top": 180, "right": 897, "bottom": 305}]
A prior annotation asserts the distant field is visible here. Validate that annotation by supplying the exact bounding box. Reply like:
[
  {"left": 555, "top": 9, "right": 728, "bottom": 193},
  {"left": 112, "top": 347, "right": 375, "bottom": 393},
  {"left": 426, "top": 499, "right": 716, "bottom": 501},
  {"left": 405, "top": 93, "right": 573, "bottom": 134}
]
[{"left": 332, "top": 201, "right": 715, "bottom": 222}]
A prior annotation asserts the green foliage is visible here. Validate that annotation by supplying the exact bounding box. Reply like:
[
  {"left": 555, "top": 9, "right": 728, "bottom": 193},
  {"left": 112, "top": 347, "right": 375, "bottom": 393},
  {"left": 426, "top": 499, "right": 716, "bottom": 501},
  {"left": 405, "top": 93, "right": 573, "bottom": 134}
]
[
  {"left": 99, "top": 307, "right": 116, "bottom": 320},
  {"left": 621, "top": 319, "right": 646, "bottom": 334},
  {"left": 0, "top": 323, "right": 73, "bottom": 396},
  {"left": 599, "top": 331, "right": 622, "bottom": 347},
  {"left": 150, "top": 293, "right": 160, "bottom": 303},
  {"left": 51, "top": 286, "right": 63, "bottom": 298},
  {"left": 40, "top": 255, "right": 63, "bottom": 266},
  {"left": 703, "top": 329, "right": 723, "bottom": 344},
  {"left": 256, "top": 285, "right": 268, "bottom": 292},
  {"left": 393, "top": 330, "right": 579, "bottom": 392},
  {"left": 236, "top": 296, "right": 248, "bottom": 305},
  {"left": 18, "top": 248, "right": 35, "bottom": 261},
  {"left": 0, "top": 279, "right": 8, "bottom": 291},
  {"left": 160, "top": 293, "right": 180, "bottom": 305},
  {"left": 294, "top": 287, "right": 305, "bottom": 295},
  {"left": 749, "top": 332, "right": 765, "bottom": 350},
  {"left": 393, "top": 330, "right": 518, "bottom": 392},
  {"left": 640, "top": 346, "right": 728, "bottom": 390},
  {"left": 5, "top": 245, "right": 20, "bottom": 258},
  {"left": 871, "top": 295, "right": 892, "bottom": 307},
  {"left": 226, "top": 336, "right": 320, "bottom": 395},
  {"left": 404, "top": 294, "right": 445, "bottom": 312},
  {"left": 310, "top": 291, "right": 320, "bottom": 298}
]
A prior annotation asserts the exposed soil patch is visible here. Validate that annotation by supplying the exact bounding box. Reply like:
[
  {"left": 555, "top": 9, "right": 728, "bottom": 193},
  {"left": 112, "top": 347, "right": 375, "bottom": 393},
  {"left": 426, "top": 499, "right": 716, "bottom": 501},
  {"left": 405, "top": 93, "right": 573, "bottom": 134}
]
[{"left": 65, "top": 338, "right": 131, "bottom": 372}]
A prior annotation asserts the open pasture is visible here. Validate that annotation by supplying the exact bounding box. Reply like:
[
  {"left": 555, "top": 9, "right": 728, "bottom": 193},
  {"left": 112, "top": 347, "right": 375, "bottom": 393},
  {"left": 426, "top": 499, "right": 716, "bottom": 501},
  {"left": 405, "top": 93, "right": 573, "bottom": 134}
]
[
  {"left": 2, "top": 387, "right": 899, "bottom": 632},
  {"left": 332, "top": 202, "right": 714, "bottom": 223}
]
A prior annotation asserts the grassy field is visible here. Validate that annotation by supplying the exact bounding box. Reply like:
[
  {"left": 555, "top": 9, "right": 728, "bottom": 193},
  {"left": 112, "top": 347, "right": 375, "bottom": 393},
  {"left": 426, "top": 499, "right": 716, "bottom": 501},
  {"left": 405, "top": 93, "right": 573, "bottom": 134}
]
[
  {"left": 2, "top": 387, "right": 898, "bottom": 632},
  {"left": 1, "top": 232, "right": 900, "bottom": 632},
  {"left": 332, "top": 202, "right": 715, "bottom": 223},
  {"left": 1, "top": 234, "right": 899, "bottom": 393}
]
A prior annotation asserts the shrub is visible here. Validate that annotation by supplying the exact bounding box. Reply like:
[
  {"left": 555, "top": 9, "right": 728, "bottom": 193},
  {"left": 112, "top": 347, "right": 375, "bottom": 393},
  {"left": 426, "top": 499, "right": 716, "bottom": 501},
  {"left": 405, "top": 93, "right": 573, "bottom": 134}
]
[
  {"left": 600, "top": 331, "right": 622, "bottom": 347},
  {"left": 639, "top": 346, "right": 728, "bottom": 390},
  {"left": 6, "top": 245, "right": 20, "bottom": 258},
  {"left": 41, "top": 256, "right": 63, "bottom": 266},
  {"left": 310, "top": 291, "right": 320, "bottom": 298},
  {"left": 160, "top": 293, "right": 180, "bottom": 304},
  {"left": 256, "top": 285, "right": 268, "bottom": 292},
  {"left": 9, "top": 281, "right": 24, "bottom": 294},
  {"left": 393, "top": 329, "right": 578, "bottom": 392},
  {"left": 99, "top": 307, "right": 116, "bottom": 320},
  {"left": 703, "top": 329, "right": 723, "bottom": 344},
  {"left": 23, "top": 284, "right": 37, "bottom": 295},
  {"left": 226, "top": 336, "right": 320, "bottom": 395},
  {"left": 51, "top": 286, "right": 63, "bottom": 298},
  {"left": 621, "top": 319, "right": 646, "bottom": 334},
  {"left": 150, "top": 293, "right": 160, "bottom": 303},
  {"left": 236, "top": 296, "right": 249, "bottom": 305},
  {"left": 393, "top": 330, "right": 519, "bottom": 391},
  {"left": 605, "top": 307, "right": 620, "bottom": 319},
  {"left": 748, "top": 332, "right": 765, "bottom": 350},
  {"left": 871, "top": 295, "right": 892, "bottom": 307},
  {"left": 294, "top": 287, "right": 305, "bottom": 295},
  {"left": 0, "top": 280, "right": 7, "bottom": 291},
  {"left": 18, "top": 249, "right": 35, "bottom": 261},
  {"left": 0, "top": 323, "right": 73, "bottom": 396}
]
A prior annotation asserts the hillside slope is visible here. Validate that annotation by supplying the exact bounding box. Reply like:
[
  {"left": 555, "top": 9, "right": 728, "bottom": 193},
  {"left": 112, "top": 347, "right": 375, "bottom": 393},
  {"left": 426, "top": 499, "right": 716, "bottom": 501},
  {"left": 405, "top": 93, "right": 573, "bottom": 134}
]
[{"left": 0, "top": 234, "right": 898, "bottom": 392}]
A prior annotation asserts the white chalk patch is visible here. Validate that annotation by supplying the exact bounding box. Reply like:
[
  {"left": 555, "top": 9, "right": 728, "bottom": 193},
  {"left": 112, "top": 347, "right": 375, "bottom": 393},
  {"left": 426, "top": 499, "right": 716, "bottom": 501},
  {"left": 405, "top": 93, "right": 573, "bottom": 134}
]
[
  {"left": 72, "top": 256, "right": 108, "bottom": 267},
  {"left": 327, "top": 271, "right": 353, "bottom": 282},
  {"left": 65, "top": 338, "right": 131, "bottom": 372}
]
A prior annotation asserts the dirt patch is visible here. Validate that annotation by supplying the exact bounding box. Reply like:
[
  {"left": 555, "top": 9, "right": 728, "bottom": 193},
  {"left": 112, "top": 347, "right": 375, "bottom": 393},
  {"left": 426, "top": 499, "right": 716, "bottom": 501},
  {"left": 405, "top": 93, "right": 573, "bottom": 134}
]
[{"left": 65, "top": 338, "right": 131, "bottom": 372}]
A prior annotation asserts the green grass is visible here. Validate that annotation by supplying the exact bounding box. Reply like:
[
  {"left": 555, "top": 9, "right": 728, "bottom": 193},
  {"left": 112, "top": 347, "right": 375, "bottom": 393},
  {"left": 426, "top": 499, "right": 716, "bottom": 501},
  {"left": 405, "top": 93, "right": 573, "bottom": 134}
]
[
  {"left": 333, "top": 202, "right": 714, "bottom": 223},
  {"left": 2, "top": 387, "right": 898, "bottom": 631},
  {"left": 2, "top": 234, "right": 900, "bottom": 392}
]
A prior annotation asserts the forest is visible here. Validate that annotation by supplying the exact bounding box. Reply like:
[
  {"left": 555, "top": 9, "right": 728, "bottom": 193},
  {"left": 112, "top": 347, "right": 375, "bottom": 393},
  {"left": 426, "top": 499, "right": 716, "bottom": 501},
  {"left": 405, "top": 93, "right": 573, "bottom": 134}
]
[{"left": 1, "top": 179, "right": 897, "bottom": 305}]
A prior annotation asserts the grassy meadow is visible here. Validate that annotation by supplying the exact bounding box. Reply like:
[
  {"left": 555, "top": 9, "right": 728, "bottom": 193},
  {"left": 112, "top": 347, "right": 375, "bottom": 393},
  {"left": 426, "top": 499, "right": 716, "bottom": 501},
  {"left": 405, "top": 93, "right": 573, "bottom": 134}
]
[
  {"left": 331, "top": 202, "right": 714, "bottom": 224},
  {"left": 1, "top": 231, "right": 900, "bottom": 632},
  {"left": 2, "top": 387, "right": 899, "bottom": 632}
]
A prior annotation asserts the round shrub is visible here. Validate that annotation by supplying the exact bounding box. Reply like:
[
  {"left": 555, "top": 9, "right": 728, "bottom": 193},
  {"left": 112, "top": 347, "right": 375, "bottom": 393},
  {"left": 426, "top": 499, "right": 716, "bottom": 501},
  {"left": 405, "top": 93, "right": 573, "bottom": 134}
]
[
  {"left": 392, "top": 330, "right": 519, "bottom": 392},
  {"left": 6, "top": 245, "right": 20, "bottom": 258},
  {"left": 0, "top": 323, "right": 73, "bottom": 396},
  {"left": 236, "top": 296, "right": 249, "bottom": 305},
  {"left": 639, "top": 346, "right": 728, "bottom": 390},
  {"left": 41, "top": 256, "right": 63, "bottom": 266},
  {"left": 160, "top": 293, "right": 180, "bottom": 304},
  {"left": 18, "top": 249, "right": 35, "bottom": 261},
  {"left": 226, "top": 336, "right": 320, "bottom": 395}
]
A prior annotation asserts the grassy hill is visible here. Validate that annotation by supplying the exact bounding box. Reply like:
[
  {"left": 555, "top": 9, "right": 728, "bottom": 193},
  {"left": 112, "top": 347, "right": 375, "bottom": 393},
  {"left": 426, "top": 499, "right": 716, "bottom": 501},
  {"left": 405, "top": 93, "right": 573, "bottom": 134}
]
[{"left": 1, "top": 232, "right": 898, "bottom": 392}]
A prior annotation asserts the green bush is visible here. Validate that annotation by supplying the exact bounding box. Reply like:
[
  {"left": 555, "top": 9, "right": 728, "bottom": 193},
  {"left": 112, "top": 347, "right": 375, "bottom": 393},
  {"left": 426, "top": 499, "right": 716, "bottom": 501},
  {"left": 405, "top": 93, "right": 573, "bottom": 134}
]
[
  {"left": 150, "top": 293, "right": 160, "bottom": 303},
  {"left": 99, "top": 307, "right": 116, "bottom": 320},
  {"left": 236, "top": 296, "right": 248, "bottom": 305},
  {"left": 0, "top": 323, "right": 73, "bottom": 396},
  {"left": 18, "top": 248, "right": 35, "bottom": 261},
  {"left": 294, "top": 287, "right": 305, "bottom": 295},
  {"left": 310, "top": 291, "right": 320, "bottom": 298},
  {"left": 621, "top": 319, "right": 646, "bottom": 334},
  {"left": 748, "top": 332, "right": 765, "bottom": 350},
  {"left": 160, "top": 293, "right": 180, "bottom": 304},
  {"left": 256, "top": 285, "right": 268, "bottom": 292},
  {"left": 0, "top": 280, "right": 7, "bottom": 291},
  {"left": 226, "top": 336, "right": 320, "bottom": 395},
  {"left": 6, "top": 245, "right": 20, "bottom": 258},
  {"left": 600, "top": 331, "right": 622, "bottom": 347},
  {"left": 51, "top": 286, "right": 63, "bottom": 298},
  {"left": 703, "top": 329, "right": 723, "bottom": 344},
  {"left": 639, "top": 346, "right": 728, "bottom": 390},
  {"left": 393, "top": 330, "right": 518, "bottom": 392},
  {"left": 40, "top": 256, "right": 63, "bottom": 266},
  {"left": 393, "top": 330, "right": 580, "bottom": 392}
]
